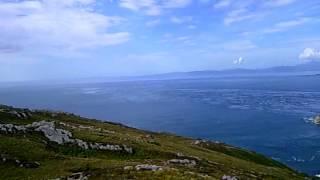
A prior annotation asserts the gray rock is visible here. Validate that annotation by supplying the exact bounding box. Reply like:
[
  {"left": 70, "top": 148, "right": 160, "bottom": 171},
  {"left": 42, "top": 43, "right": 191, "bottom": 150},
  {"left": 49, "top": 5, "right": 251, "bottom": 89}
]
[
  {"left": 0, "top": 124, "right": 26, "bottom": 133},
  {"left": 123, "top": 144, "right": 133, "bottom": 154},
  {"left": 75, "top": 139, "right": 89, "bottom": 150},
  {"left": 221, "top": 175, "right": 238, "bottom": 180},
  {"left": 124, "top": 166, "right": 133, "bottom": 170},
  {"left": 135, "top": 164, "right": 163, "bottom": 171},
  {"left": 168, "top": 159, "right": 196, "bottom": 166},
  {"left": 34, "top": 121, "right": 73, "bottom": 145},
  {"left": 193, "top": 139, "right": 208, "bottom": 145},
  {"left": 67, "top": 172, "right": 89, "bottom": 180}
]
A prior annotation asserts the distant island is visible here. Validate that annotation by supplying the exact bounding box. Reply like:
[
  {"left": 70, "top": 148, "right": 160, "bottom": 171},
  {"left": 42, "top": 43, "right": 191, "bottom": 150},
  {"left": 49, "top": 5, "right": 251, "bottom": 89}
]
[
  {"left": 0, "top": 105, "right": 308, "bottom": 179},
  {"left": 74, "top": 61, "right": 320, "bottom": 83},
  {"left": 131, "top": 61, "right": 320, "bottom": 81}
]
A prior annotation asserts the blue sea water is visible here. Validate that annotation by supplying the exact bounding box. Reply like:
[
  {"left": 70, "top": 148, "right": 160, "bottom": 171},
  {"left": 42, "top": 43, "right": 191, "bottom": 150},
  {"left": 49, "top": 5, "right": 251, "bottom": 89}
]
[{"left": 0, "top": 75, "right": 320, "bottom": 175}]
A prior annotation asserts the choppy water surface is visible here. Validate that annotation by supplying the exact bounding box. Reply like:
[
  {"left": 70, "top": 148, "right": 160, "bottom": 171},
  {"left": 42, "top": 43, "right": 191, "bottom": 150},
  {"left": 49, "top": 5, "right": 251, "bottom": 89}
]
[{"left": 1, "top": 75, "right": 320, "bottom": 174}]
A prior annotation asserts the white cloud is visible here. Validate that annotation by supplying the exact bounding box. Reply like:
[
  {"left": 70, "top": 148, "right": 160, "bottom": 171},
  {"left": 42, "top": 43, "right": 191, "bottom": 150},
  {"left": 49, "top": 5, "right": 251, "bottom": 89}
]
[
  {"left": 198, "top": 0, "right": 211, "bottom": 4},
  {"left": 223, "top": 40, "right": 256, "bottom": 51},
  {"left": 119, "top": 0, "right": 162, "bottom": 15},
  {"left": 233, "top": 57, "right": 244, "bottom": 64},
  {"left": 119, "top": 0, "right": 192, "bottom": 16},
  {"left": 299, "top": 48, "right": 320, "bottom": 60},
  {"left": 214, "top": 0, "right": 232, "bottom": 9},
  {"left": 187, "top": 25, "right": 197, "bottom": 29},
  {"left": 224, "top": 8, "right": 261, "bottom": 25},
  {"left": 163, "top": 0, "right": 192, "bottom": 8},
  {"left": 0, "top": 0, "right": 130, "bottom": 54},
  {"left": 263, "top": 18, "right": 311, "bottom": 33},
  {"left": 170, "top": 16, "right": 193, "bottom": 24},
  {"left": 145, "top": 19, "right": 161, "bottom": 27},
  {"left": 264, "top": 0, "right": 296, "bottom": 7}
]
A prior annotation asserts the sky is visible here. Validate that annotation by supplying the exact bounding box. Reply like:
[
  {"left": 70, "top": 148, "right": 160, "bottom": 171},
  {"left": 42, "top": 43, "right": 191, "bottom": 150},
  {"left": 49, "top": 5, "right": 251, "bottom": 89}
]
[{"left": 0, "top": 0, "right": 320, "bottom": 81}]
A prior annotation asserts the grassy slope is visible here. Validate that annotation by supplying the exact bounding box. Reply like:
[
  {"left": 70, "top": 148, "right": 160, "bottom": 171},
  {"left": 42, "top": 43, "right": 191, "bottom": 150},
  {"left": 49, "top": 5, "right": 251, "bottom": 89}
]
[{"left": 0, "top": 105, "right": 307, "bottom": 180}]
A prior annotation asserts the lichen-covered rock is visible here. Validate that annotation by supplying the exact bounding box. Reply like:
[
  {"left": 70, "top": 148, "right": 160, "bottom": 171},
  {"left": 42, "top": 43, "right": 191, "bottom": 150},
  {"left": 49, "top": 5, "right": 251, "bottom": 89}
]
[{"left": 33, "top": 121, "right": 73, "bottom": 144}]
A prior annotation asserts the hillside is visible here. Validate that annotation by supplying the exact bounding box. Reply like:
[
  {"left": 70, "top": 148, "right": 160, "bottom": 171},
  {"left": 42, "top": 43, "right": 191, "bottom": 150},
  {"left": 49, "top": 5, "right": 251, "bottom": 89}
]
[{"left": 0, "top": 105, "right": 307, "bottom": 179}]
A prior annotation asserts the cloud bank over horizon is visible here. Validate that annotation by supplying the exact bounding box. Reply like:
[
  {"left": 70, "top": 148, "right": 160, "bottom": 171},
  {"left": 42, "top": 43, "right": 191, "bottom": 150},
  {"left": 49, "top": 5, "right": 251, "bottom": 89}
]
[{"left": 299, "top": 48, "right": 320, "bottom": 61}]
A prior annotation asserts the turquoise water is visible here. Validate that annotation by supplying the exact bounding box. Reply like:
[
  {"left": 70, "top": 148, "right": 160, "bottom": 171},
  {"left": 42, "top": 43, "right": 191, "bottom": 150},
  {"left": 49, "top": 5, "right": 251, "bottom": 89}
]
[{"left": 1, "top": 75, "right": 320, "bottom": 174}]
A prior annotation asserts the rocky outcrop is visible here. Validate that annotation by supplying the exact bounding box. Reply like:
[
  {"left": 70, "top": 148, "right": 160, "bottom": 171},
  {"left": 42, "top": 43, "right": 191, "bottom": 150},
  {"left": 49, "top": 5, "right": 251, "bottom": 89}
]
[
  {"left": 1, "top": 109, "right": 33, "bottom": 119},
  {"left": 32, "top": 121, "right": 73, "bottom": 144},
  {"left": 0, "top": 124, "right": 27, "bottom": 133},
  {"left": 0, "top": 121, "right": 133, "bottom": 153},
  {"left": 135, "top": 164, "right": 163, "bottom": 171}
]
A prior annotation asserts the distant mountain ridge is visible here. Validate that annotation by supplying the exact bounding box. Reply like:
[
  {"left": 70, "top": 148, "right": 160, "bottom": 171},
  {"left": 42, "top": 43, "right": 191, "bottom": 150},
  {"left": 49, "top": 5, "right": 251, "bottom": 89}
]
[{"left": 140, "top": 61, "right": 320, "bottom": 80}]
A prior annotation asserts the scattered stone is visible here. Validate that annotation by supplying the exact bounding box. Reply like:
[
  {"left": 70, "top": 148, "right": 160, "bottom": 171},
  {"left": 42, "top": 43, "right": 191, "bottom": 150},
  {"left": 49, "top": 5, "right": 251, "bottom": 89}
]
[
  {"left": 168, "top": 159, "right": 197, "bottom": 166},
  {"left": 123, "top": 144, "right": 133, "bottom": 154},
  {"left": 7, "top": 110, "right": 32, "bottom": 119},
  {"left": 0, "top": 154, "right": 40, "bottom": 169},
  {"left": 221, "top": 175, "right": 238, "bottom": 180},
  {"left": 59, "top": 122, "right": 115, "bottom": 134},
  {"left": 193, "top": 139, "right": 208, "bottom": 145},
  {"left": 67, "top": 172, "right": 89, "bottom": 180},
  {"left": 145, "top": 134, "right": 154, "bottom": 139},
  {"left": 176, "top": 152, "right": 184, "bottom": 157},
  {"left": 23, "top": 161, "right": 40, "bottom": 168},
  {"left": 124, "top": 166, "right": 134, "bottom": 170},
  {"left": 135, "top": 164, "right": 163, "bottom": 171}
]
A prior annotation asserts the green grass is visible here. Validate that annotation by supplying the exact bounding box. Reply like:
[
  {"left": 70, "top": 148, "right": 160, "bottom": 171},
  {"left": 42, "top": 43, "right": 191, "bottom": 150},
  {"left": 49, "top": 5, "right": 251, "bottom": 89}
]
[{"left": 0, "top": 105, "right": 308, "bottom": 179}]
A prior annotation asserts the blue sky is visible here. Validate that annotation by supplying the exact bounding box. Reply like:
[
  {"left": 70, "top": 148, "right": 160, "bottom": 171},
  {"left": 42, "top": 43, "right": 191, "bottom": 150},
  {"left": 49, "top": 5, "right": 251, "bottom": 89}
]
[{"left": 0, "top": 0, "right": 320, "bottom": 81}]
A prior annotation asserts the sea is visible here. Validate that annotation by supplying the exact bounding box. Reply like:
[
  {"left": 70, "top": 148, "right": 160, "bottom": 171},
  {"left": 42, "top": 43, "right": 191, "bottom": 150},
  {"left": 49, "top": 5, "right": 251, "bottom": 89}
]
[{"left": 0, "top": 75, "right": 320, "bottom": 175}]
